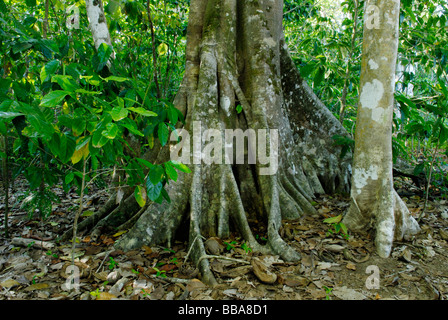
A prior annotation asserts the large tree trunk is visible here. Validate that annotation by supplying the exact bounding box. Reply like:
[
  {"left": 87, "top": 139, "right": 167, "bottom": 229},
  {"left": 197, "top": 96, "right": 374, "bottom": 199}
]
[
  {"left": 78, "top": 0, "right": 350, "bottom": 285},
  {"left": 342, "top": 0, "right": 420, "bottom": 258}
]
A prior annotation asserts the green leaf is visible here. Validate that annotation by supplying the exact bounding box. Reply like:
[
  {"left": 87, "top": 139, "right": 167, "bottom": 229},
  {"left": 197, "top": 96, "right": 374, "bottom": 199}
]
[
  {"left": 102, "top": 123, "right": 119, "bottom": 139},
  {"left": 136, "top": 157, "right": 154, "bottom": 169},
  {"left": 51, "top": 75, "right": 79, "bottom": 92},
  {"left": 110, "top": 106, "right": 129, "bottom": 121},
  {"left": 148, "top": 165, "right": 165, "bottom": 185},
  {"left": 118, "top": 119, "right": 144, "bottom": 137},
  {"left": 40, "top": 60, "right": 60, "bottom": 84},
  {"left": 439, "top": 124, "right": 448, "bottom": 145},
  {"left": 12, "top": 41, "right": 34, "bottom": 54},
  {"left": 313, "top": 67, "right": 325, "bottom": 88},
  {"left": 92, "top": 43, "right": 113, "bottom": 72},
  {"left": 0, "top": 121, "right": 6, "bottom": 135},
  {"left": 323, "top": 214, "right": 342, "bottom": 224},
  {"left": 40, "top": 91, "right": 69, "bottom": 108},
  {"left": 134, "top": 186, "right": 147, "bottom": 207},
  {"left": 127, "top": 107, "right": 157, "bottom": 117},
  {"left": 0, "top": 79, "right": 12, "bottom": 98},
  {"left": 161, "top": 187, "right": 171, "bottom": 203},
  {"left": 65, "top": 172, "right": 75, "bottom": 184},
  {"left": 167, "top": 106, "right": 178, "bottom": 125},
  {"left": 102, "top": 76, "right": 129, "bottom": 82},
  {"left": 157, "top": 122, "right": 169, "bottom": 146},
  {"left": 157, "top": 43, "right": 168, "bottom": 56},
  {"left": 0, "top": 0, "right": 8, "bottom": 12},
  {"left": 165, "top": 162, "right": 178, "bottom": 182},
  {"left": 236, "top": 105, "right": 243, "bottom": 114},
  {"left": 0, "top": 111, "right": 24, "bottom": 119},
  {"left": 25, "top": 0, "right": 36, "bottom": 7},
  {"left": 72, "top": 119, "right": 86, "bottom": 136},
  {"left": 146, "top": 179, "right": 163, "bottom": 202},
  {"left": 340, "top": 223, "right": 348, "bottom": 235},
  {"left": 168, "top": 160, "right": 191, "bottom": 173}
]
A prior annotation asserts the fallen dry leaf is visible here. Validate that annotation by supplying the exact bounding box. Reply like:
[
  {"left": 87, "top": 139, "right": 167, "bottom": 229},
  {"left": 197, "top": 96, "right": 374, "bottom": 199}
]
[
  {"left": 96, "top": 292, "right": 117, "bottom": 300},
  {"left": 278, "top": 274, "right": 310, "bottom": 287},
  {"left": 0, "top": 279, "right": 20, "bottom": 289},
  {"left": 332, "top": 286, "right": 366, "bottom": 300},
  {"left": 346, "top": 262, "right": 357, "bottom": 271},
  {"left": 25, "top": 283, "right": 50, "bottom": 291},
  {"left": 186, "top": 279, "right": 207, "bottom": 292},
  {"left": 251, "top": 257, "right": 277, "bottom": 284}
]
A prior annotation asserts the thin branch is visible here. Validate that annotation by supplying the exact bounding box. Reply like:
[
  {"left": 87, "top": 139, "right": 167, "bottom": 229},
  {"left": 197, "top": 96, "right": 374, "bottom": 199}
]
[{"left": 146, "top": 0, "right": 161, "bottom": 100}]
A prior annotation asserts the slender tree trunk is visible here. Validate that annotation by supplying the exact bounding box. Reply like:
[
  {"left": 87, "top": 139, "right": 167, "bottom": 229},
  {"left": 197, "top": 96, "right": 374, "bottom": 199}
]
[
  {"left": 342, "top": 0, "right": 419, "bottom": 258},
  {"left": 85, "top": 0, "right": 115, "bottom": 58},
  {"left": 112, "top": 0, "right": 351, "bottom": 285}
]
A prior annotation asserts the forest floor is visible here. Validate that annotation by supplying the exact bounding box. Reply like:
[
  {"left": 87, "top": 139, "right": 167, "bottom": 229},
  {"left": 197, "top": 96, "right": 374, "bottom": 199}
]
[{"left": 0, "top": 176, "right": 447, "bottom": 301}]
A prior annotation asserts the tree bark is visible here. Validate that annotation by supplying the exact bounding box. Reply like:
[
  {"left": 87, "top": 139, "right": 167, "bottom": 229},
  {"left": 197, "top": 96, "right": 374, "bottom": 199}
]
[
  {"left": 342, "top": 0, "right": 419, "bottom": 258},
  {"left": 85, "top": 0, "right": 115, "bottom": 58},
  {"left": 111, "top": 0, "right": 351, "bottom": 285}
]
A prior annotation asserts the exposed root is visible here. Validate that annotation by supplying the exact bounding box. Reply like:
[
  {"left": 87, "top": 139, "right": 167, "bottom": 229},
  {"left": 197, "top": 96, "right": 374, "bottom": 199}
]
[{"left": 80, "top": 0, "right": 352, "bottom": 286}]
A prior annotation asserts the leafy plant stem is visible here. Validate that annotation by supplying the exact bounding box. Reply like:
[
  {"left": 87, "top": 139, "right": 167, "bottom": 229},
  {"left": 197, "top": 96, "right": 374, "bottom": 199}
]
[
  {"left": 71, "top": 157, "right": 88, "bottom": 266},
  {"left": 146, "top": 0, "right": 161, "bottom": 100},
  {"left": 418, "top": 129, "right": 441, "bottom": 222}
]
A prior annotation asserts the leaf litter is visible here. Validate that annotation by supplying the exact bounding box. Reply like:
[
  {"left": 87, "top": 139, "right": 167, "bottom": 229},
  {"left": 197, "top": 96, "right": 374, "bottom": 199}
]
[{"left": 0, "top": 178, "right": 448, "bottom": 300}]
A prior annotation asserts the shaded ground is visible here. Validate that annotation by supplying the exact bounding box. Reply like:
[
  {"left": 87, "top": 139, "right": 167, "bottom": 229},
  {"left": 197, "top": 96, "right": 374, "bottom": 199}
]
[{"left": 0, "top": 177, "right": 447, "bottom": 300}]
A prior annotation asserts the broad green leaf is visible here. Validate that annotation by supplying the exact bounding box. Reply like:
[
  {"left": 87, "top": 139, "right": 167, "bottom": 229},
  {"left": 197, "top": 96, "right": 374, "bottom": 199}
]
[
  {"left": 157, "top": 122, "right": 169, "bottom": 146},
  {"left": 165, "top": 162, "right": 178, "bottom": 181},
  {"left": 0, "top": 111, "right": 24, "bottom": 119},
  {"left": 92, "top": 43, "right": 113, "bottom": 72},
  {"left": 157, "top": 43, "right": 168, "bottom": 56},
  {"left": 146, "top": 179, "right": 163, "bottom": 202},
  {"left": 102, "top": 123, "right": 119, "bottom": 139},
  {"left": 72, "top": 119, "right": 86, "bottom": 136},
  {"left": 110, "top": 106, "right": 128, "bottom": 121},
  {"left": 0, "top": 79, "right": 12, "bottom": 98},
  {"left": 40, "top": 60, "right": 60, "bottom": 84},
  {"left": 127, "top": 107, "right": 157, "bottom": 117},
  {"left": 439, "top": 124, "right": 448, "bottom": 145},
  {"left": 314, "top": 67, "right": 325, "bottom": 88},
  {"left": 161, "top": 187, "right": 171, "bottom": 203},
  {"left": 323, "top": 214, "right": 342, "bottom": 224},
  {"left": 136, "top": 157, "right": 154, "bottom": 169},
  {"left": 168, "top": 160, "right": 191, "bottom": 173},
  {"left": 340, "top": 223, "right": 348, "bottom": 235},
  {"left": 71, "top": 137, "right": 90, "bottom": 164},
  {"left": 118, "top": 120, "right": 144, "bottom": 137},
  {"left": 40, "top": 91, "right": 69, "bottom": 108},
  {"left": 82, "top": 210, "right": 95, "bottom": 217},
  {"left": 167, "top": 106, "right": 178, "bottom": 125},
  {"left": 12, "top": 41, "right": 33, "bottom": 54},
  {"left": 148, "top": 165, "right": 164, "bottom": 185},
  {"left": 134, "top": 186, "right": 147, "bottom": 207},
  {"left": 102, "top": 76, "right": 129, "bottom": 82},
  {"left": 25, "top": 0, "right": 36, "bottom": 7},
  {"left": 51, "top": 75, "right": 79, "bottom": 92},
  {"left": 65, "top": 172, "right": 75, "bottom": 184}
]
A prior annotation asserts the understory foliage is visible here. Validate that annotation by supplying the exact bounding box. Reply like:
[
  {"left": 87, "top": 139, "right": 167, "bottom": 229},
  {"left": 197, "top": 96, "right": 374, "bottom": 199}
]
[
  {"left": 284, "top": 0, "right": 448, "bottom": 198},
  {"left": 0, "top": 0, "right": 447, "bottom": 237},
  {"left": 0, "top": 0, "right": 190, "bottom": 222}
]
